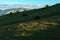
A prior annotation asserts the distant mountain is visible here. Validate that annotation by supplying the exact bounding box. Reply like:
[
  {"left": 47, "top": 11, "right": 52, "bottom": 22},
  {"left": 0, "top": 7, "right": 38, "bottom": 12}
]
[{"left": 0, "top": 8, "right": 31, "bottom": 16}]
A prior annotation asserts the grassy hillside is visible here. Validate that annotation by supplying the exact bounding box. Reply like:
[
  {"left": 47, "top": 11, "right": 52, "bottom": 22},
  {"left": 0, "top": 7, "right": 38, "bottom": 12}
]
[{"left": 0, "top": 3, "right": 60, "bottom": 40}]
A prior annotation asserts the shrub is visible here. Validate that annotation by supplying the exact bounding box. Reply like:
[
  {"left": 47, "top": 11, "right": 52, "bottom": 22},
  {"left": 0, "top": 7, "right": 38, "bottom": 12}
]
[
  {"left": 22, "top": 13, "right": 27, "bottom": 16},
  {"left": 34, "top": 16, "right": 40, "bottom": 20}
]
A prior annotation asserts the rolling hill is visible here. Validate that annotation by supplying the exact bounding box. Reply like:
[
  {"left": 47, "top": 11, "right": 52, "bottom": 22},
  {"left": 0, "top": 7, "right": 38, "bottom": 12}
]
[{"left": 0, "top": 3, "right": 60, "bottom": 40}]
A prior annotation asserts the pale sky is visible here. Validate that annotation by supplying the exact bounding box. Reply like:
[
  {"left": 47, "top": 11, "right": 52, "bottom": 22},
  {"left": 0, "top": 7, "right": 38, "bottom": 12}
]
[
  {"left": 0, "top": 0, "right": 60, "bottom": 10},
  {"left": 0, "top": 0, "right": 60, "bottom": 4}
]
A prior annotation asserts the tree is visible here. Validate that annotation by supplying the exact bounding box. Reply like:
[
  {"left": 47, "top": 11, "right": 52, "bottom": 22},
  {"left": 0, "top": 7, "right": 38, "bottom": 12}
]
[
  {"left": 16, "top": 10, "right": 19, "bottom": 13},
  {"left": 45, "top": 5, "right": 49, "bottom": 8},
  {"left": 9, "top": 12, "right": 13, "bottom": 14}
]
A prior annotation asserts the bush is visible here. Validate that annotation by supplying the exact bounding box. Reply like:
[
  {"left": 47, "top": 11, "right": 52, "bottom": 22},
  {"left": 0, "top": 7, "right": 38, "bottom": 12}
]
[
  {"left": 34, "top": 16, "right": 40, "bottom": 20},
  {"left": 22, "top": 13, "right": 27, "bottom": 16}
]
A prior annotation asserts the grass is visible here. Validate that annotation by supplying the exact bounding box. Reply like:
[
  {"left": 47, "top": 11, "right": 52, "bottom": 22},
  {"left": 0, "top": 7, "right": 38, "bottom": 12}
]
[{"left": 0, "top": 3, "right": 60, "bottom": 40}]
